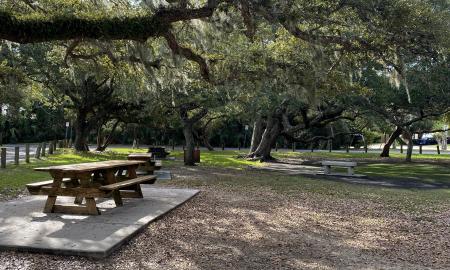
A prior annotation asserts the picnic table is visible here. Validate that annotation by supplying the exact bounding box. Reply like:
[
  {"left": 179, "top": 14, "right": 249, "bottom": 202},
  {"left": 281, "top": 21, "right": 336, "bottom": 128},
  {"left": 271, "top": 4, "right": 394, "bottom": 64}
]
[
  {"left": 127, "top": 153, "right": 162, "bottom": 177},
  {"left": 29, "top": 160, "right": 156, "bottom": 215}
]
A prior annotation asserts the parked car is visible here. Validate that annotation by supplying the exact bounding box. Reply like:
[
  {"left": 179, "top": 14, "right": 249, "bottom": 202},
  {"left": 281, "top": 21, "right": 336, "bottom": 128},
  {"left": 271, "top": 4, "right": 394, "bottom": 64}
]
[{"left": 413, "top": 137, "right": 438, "bottom": 145}]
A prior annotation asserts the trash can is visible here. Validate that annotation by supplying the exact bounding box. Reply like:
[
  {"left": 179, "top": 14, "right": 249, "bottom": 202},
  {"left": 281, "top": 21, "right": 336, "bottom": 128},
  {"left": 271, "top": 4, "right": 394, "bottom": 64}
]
[{"left": 184, "top": 149, "right": 200, "bottom": 163}]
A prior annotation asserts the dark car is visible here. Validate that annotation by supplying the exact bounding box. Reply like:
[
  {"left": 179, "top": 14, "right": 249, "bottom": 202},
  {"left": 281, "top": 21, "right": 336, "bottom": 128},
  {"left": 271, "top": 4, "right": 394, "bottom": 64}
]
[{"left": 413, "top": 137, "right": 437, "bottom": 145}]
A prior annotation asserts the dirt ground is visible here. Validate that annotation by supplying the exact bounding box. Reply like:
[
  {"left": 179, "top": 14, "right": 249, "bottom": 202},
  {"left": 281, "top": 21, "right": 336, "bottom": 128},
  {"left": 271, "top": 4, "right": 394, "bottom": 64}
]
[{"left": 1, "top": 166, "right": 450, "bottom": 270}]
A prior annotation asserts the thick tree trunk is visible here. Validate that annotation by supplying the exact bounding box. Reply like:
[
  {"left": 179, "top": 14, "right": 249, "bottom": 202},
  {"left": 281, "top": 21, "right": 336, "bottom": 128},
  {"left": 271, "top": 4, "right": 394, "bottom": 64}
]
[
  {"left": 247, "top": 116, "right": 280, "bottom": 161},
  {"left": 183, "top": 122, "right": 196, "bottom": 166},
  {"left": 249, "top": 114, "right": 264, "bottom": 153},
  {"left": 380, "top": 126, "right": 403, "bottom": 157},
  {"left": 74, "top": 112, "right": 90, "bottom": 152}
]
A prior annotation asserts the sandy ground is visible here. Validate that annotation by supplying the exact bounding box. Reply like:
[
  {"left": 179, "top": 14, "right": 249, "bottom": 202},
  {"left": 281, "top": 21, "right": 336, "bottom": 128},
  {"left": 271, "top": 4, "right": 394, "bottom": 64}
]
[{"left": 1, "top": 166, "right": 450, "bottom": 269}]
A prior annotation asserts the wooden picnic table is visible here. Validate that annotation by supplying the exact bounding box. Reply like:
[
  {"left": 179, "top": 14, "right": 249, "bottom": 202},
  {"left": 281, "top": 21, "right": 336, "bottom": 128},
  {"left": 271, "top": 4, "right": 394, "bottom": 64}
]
[
  {"left": 127, "top": 153, "right": 161, "bottom": 176},
  {"left": 31, "top": 160, "right": 155, "bottom": 215}
]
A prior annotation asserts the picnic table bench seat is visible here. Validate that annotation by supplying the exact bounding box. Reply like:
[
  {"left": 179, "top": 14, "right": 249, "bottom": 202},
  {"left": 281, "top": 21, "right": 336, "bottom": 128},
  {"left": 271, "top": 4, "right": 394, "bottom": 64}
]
[
  {"left": 100, "top": 175, "right": 156, "bottom": 191},
  {"left": 26, "top": 178, "right": 73, "bottom": 195}
]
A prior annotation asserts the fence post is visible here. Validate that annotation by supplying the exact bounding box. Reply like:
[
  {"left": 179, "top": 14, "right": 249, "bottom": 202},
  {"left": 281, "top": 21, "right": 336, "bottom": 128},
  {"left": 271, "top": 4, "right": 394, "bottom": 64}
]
[
  {"left": 25, "top": 144, "right": 30, "bottom": 163},
  {"left": 14, "top": 146, "right": 19, "bottom": 165},
  {"left": 41, "top": 142, "right": 46, "bottom": 157},
  {"left": 1, "top": 147, "right": 6, "bottom": 169},
  {"left": 437, "top": 145, "right": 441, "bottom": 155},
  {"left": 292, "top": 142, "right": 295, "bottom": 152},
  {"left": 419, "top": 145, "right": 423, "bottom": 154}
]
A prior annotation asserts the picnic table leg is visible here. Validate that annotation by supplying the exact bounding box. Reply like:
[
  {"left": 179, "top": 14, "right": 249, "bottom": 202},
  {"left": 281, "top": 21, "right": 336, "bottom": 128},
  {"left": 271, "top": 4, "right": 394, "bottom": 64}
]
[
  {"left": 104, "top": 169, "right": 123, "bottom": 206},
  {"left": 348, "top": 167, "right": 354, "bottom": 176},
  {"left": 128, "top": 165, "right": 143, "bottom": 198},
  {"left": 79, "top": 174, "right": 100, "bottom": 215},
  {"left": 43, "top": 173, "right": 63, "bottom": 213}
]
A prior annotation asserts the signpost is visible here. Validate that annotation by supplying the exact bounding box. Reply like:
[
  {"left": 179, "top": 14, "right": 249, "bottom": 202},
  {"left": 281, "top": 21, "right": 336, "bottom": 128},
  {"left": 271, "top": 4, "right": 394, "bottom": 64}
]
[
  {"left": 244, "top": 125, "right": 249, "bottom": 148},
  {"left": 443, "top": 125, "right": 448, "bottom": 151}
]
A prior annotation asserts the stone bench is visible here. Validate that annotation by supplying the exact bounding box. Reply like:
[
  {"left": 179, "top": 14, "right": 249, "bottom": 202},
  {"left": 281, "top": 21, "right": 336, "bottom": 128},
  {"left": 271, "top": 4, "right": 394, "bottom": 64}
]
[{"left": 322, "top": 161, "right": 357, "bottom": 176}]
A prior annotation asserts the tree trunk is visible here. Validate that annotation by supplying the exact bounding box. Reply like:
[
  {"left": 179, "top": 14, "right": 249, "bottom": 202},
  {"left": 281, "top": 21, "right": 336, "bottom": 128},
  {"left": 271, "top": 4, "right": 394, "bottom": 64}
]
[
  {"left": 404, "top": 130, "right": 414, "bottom": 162},
  {"left": 380, "top": 126, "right": 403, "bottom": 157},
  {"left": 74, "top": 112, "right": 90, "bottom": 152},
  {"left": 249, "top": 114, "right": 264, "bottom": 153},
  {"left": 202, "top": 135, "right": 214, "bottom": 151},
  {"left": 183, "top": 122, "right": 196, "bottom": 166},
  {"left": 95, "top": 125, "right": 104, "bottom": 151},
  {"left": 247, "top": 116, "right": 280, "bottom": 161},
  {"left": 96, "top": 120, "right": 120, "bottom": 152}
]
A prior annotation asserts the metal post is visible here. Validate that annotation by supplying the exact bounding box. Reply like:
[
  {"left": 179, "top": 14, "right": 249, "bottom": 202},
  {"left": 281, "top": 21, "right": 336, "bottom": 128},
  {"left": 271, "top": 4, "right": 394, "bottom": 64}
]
[
  {"left": 400, "top": 144, "right": 403, "bottom": 154},
  {"left": 222, "top": 143, "right": 225, "bottom": 151},
  {"left": 437, "top": 145, "right": 441, "bottom": 155},
  {"left": 310, "top": 143, "right": 314, "bottom": 152},
  {"left": 346, "top": 145, "right": 349, "bottom": 153},
  {"left": 14, "top": 146, "right": 19, "bottom": 165},
  {"left": 1, "top": 147, "right": 6, "bottom": 168},
  {"left": 25, "top": 144, "right": 30, "bottom": 163},
  {"left": 419, "top": 145, "right": 423, "bottom": 154},
  {"left": 292, "top": 142, "right": 295, "bottom": 152},
  {"left": 275, "top": 143, "right": 278, "bottom": 152},
  {"left": 328, "top": 140, "right": 332, "bottom": 153}
]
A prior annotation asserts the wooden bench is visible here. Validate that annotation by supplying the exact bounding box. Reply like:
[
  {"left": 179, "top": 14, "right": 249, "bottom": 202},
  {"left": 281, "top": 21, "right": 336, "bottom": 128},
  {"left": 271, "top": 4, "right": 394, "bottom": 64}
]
[
  {"left": 322, "top": 161, "right": 357, "bottom": 176},
  {"left": 100, "top": 175, "right": 156, "bottom": 205},
  {"left": 26, "top": 178, "right": 74, "bottom": 195}
]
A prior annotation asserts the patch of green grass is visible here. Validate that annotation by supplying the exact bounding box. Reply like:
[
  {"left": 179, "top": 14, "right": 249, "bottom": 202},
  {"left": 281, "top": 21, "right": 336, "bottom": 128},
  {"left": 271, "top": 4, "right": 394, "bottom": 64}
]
[
  {"left": 169, "top": 150, "right": 262, "bottom": 168},
  {"left": 273, "top": 151, "right": 450, "bottom": 161},
  {"left": 358, "top": 163, "right": 450, "bottom": 185}
]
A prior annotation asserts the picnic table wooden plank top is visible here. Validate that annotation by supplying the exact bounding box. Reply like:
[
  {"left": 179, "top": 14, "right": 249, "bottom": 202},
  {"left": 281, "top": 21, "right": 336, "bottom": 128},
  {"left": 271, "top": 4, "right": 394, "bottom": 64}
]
[
  {"left": 128, "top": 153, "right": 152, "bottom": 158},
  {"left": 34, "top": 160, "right": 146, "bottom": 172}
]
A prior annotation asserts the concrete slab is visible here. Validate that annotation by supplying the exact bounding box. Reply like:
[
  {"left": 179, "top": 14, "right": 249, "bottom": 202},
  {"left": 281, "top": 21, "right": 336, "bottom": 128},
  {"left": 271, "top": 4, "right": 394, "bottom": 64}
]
[
  {"left": 155, "top": 170, "right": 172, "bottom": 180},
  {"left": 0, "top": 187, "right": 199, "bottom": 258}
]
